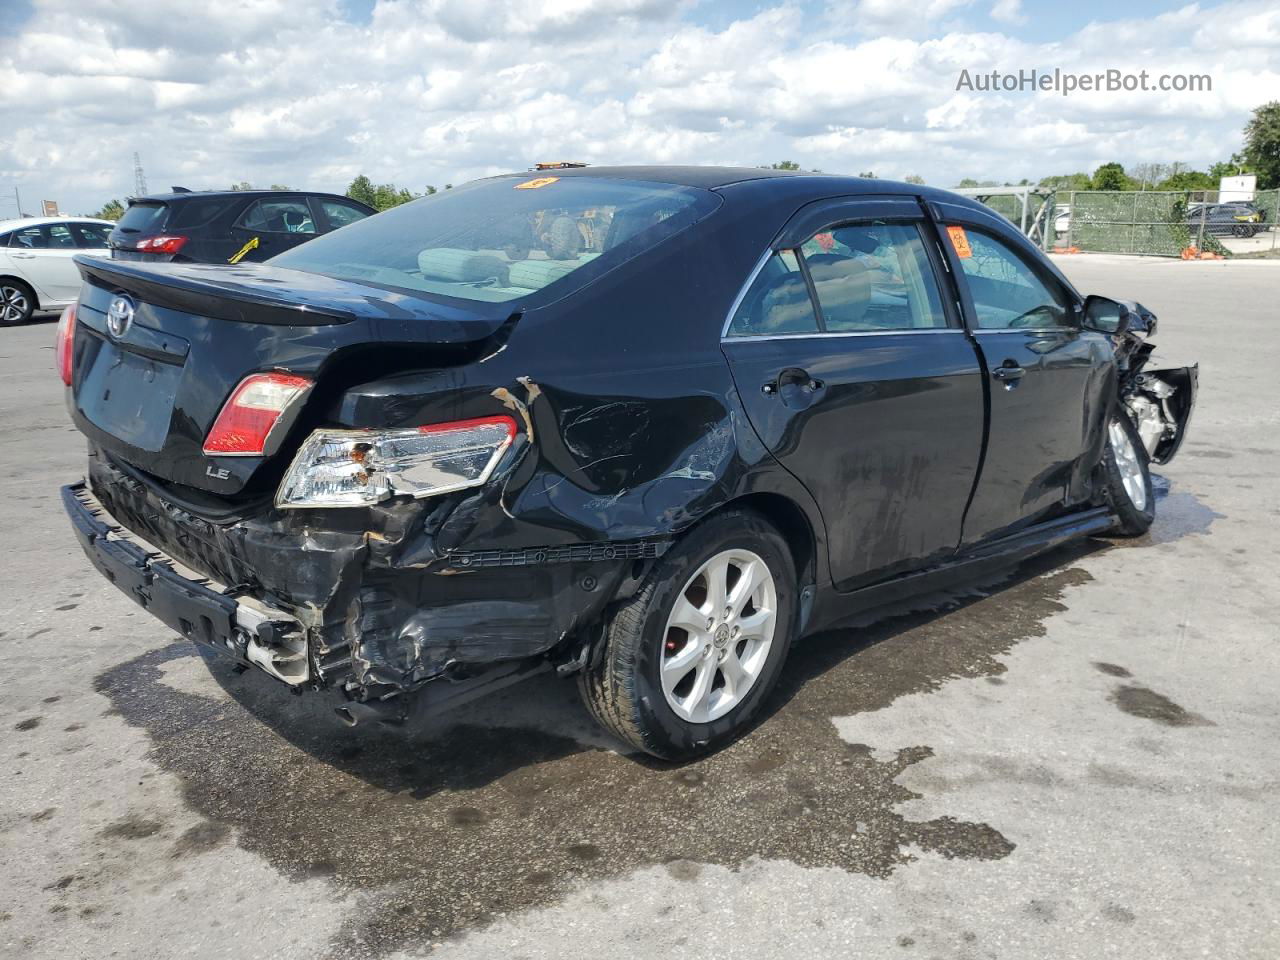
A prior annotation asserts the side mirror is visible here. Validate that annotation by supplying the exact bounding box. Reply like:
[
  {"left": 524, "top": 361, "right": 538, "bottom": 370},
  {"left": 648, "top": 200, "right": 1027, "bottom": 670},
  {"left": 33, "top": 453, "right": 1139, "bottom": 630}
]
[{"left": 1082, "top": 295, "right": 1131, "bottom": 335}]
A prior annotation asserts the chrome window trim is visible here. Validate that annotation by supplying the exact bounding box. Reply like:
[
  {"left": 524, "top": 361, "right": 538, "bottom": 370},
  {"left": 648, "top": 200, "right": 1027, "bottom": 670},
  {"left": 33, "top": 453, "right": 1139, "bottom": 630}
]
[
  {"left": 971, "top": 327, "right": 1079, "bottom": 335},
  {"left": 722, "top": 328, "right": 964, "bottom": 344},
  {"left": 720, "top": 248, "right": 777, "bottom": 339},
  {"left": 722, "top": 222, "right": 963, "bottom": 342}
]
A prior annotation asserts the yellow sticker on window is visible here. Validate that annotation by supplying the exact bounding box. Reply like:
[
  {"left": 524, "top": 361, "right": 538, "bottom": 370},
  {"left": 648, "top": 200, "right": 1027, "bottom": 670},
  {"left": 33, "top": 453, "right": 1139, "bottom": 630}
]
[
  {"left": 515, "top": 177, "right": 559, "bottom": 190},
  {"left": 946, "top": 225, "right": 973, "bottom": 259}
]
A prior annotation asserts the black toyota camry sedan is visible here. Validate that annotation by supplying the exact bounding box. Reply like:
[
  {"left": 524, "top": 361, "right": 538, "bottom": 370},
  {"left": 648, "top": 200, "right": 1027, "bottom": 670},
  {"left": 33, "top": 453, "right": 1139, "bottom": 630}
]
[{"left": 58, "top": 167, "right": 1196, "bottom": 759}]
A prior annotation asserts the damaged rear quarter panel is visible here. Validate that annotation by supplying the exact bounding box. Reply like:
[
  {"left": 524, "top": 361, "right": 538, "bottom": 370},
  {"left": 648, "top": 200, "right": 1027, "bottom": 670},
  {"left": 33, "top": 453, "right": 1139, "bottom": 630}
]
[{"left": 89, "top": 186, "right": 831, "bottom": 695}]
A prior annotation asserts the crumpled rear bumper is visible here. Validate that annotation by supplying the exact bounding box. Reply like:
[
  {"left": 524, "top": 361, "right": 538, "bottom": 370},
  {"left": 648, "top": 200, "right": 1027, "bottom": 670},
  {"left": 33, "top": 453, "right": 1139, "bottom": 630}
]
[
  {"left": 68, "top": 448, "right": 662, "bottom": 700},
  {"left": 63, "top": 482, "right": 309, "bottom": 683}
]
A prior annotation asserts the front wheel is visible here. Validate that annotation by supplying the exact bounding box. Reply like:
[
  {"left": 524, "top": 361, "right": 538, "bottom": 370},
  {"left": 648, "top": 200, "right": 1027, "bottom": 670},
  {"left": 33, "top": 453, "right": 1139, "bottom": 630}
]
[
  {"left": 1102, "top": 411, "right": 1155, "bottom": 536},
  {"left": 578, "top": 509, "right": 796, "bottom": 760}
]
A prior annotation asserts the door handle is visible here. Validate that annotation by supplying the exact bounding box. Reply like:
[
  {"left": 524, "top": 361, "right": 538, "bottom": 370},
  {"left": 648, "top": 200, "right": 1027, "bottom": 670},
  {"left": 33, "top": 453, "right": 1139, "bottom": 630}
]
[
  {"left": 763, "top": 367, "right": 824, "bottom": 396},
  {"left": 11, "top": 252, "right": 35, "bottom": 259},
  {"left": 991, "top": 363, "right": 1025, "bottom": 382}
]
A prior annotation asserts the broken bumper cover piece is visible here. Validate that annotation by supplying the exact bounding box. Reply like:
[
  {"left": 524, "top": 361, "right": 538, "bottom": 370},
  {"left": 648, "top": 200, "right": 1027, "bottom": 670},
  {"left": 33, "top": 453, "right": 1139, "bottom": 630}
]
[
  {"left": 64, "top": 459, "right": 672, "bottom": 700},
  {"left": 62, "top": 482, "right": 309, "bottom": 685}
]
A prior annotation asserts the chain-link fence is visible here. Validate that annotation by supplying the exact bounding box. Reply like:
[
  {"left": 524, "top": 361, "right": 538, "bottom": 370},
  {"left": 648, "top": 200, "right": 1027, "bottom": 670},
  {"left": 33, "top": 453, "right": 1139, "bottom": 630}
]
[{"left": 1056, "top": 189, "right": 1279, "bottom": 258}]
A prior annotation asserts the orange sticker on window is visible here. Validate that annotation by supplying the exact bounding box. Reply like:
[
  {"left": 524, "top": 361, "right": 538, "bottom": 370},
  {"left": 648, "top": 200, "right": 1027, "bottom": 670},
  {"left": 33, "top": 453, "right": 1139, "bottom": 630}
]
[
  {"left": 515, "top": 177, "right": 559, "bottom": 190},
  {"left": 946, "top": 225, "right": 973, "bottom": 259}
]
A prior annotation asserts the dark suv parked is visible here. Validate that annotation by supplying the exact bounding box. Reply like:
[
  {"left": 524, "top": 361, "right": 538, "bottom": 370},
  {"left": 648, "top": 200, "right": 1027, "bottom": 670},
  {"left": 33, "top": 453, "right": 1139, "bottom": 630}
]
[{"left": 109, "top": 189, "right": 376, "bottom": 264}]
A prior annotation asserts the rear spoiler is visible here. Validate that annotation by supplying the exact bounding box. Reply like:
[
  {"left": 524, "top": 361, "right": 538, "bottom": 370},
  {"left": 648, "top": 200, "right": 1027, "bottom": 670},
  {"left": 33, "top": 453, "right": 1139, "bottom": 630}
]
[
  {"left": 76, "top": 257, "right": 354, "bottom": 326},
  {"left": 73, "top": 257, "right": 517, "bottom": 344}
]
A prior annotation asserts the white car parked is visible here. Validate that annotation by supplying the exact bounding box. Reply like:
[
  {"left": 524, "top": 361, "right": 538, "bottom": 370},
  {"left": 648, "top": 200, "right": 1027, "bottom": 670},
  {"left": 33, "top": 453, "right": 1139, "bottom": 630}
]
[{"left": 0, "top": 217, "right": 115, "bottom": 325}]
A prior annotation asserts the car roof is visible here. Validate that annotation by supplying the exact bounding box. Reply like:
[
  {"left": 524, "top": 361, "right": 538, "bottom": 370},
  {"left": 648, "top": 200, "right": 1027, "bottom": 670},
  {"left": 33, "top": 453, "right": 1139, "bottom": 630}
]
[
  {"left": 504, "top": 164, "right": 991, "bottom": 216},
  {"left": 0, "top": 216, "right": 115, "bottom": 231},
  {"left": 129, "top": 190, "right": 359, "bottom": 203}
]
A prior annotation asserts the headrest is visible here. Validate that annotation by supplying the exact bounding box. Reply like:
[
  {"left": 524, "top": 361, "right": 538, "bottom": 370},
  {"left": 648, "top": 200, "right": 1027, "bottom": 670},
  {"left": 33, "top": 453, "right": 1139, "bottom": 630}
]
[{"left": 417, "top": 247, "right": 509, "bottom": 285}]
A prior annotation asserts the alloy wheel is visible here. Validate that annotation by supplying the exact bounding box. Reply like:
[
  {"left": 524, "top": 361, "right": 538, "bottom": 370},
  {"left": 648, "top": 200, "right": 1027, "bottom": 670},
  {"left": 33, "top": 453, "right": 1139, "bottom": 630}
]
[
  {"left": 1109, "top": 418, "right": 1147, "bottom": 511},
  {"left": 1, "top": 286, "right": 28, "bottom": 324},
  {"left": 660, "top": 548, "right": 778, "bottom": 723}
]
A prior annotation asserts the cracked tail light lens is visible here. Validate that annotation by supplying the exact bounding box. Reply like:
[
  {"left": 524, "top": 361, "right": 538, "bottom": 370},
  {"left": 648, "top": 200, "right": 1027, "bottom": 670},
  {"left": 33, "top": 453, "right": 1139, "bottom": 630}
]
[
  {"left": 55, "top": 303, "right": 76, "bottom": 385},
  {"left": 203, "top": 373, "right": 313, "bottom": 456},
  {"left": 276, "top": 416, "right": 517, "bottom": 509}
]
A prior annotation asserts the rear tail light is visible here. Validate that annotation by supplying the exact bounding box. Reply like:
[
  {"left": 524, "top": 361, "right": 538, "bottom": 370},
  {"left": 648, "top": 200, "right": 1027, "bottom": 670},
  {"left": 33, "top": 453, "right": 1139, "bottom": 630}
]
[
  {"left": 276, "top": 416, "right": 517, "bottom": 509},
  {"left": 203, "top": 373, "right": 313, "bottom": 456},
  {"left": 55, "top": 303, "right": 76, "bottom": 385},
  {"left": 135, "top": 234, "right": 188, "bottom": 255}
]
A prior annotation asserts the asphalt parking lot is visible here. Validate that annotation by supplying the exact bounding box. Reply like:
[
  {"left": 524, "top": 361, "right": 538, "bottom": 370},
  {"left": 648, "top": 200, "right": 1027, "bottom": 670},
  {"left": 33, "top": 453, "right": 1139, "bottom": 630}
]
[{"left": 2, "top": 255, "right": 1277, "bottom": 960}]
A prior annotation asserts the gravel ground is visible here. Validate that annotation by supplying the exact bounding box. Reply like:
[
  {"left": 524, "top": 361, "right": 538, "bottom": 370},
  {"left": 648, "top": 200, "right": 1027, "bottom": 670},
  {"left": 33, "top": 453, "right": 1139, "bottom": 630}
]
[{"left": 1, "top": 255, "right": 1276, "bottom": 960}]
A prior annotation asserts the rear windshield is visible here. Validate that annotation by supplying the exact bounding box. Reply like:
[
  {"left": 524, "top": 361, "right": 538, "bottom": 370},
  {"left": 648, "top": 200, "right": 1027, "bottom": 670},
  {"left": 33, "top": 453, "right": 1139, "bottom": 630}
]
[
  {"left": 116, "top": 202, "right": 169, "bottom": 234},
  {"left": 269, "top": 176, "right": 719, "bottom": 303}
]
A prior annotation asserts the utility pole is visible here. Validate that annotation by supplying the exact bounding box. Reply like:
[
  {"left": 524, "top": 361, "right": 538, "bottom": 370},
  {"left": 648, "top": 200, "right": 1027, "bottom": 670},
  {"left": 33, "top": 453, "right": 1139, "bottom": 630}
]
[
  {"left": 133, "top": 153, "right": 147, "bottom": 196},
  {"left": 13, "top": 186, "right": 21, "bottom": 218}
]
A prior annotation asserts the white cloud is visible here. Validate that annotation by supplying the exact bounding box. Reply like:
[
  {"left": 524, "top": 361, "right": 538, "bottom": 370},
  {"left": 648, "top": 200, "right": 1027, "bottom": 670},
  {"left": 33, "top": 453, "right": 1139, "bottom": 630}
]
[
  {"left": 0, "top": 0, "right": 1278, "bottom": 216},
  {"left": 989, "top": 0, "right": 1026, "bottom": 25}
]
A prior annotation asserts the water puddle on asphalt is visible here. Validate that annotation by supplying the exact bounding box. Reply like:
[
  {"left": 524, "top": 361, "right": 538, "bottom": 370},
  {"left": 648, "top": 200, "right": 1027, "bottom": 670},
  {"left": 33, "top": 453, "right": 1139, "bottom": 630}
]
[{"left": 89, "top": 484, "right": 1223, "bottom": 958}]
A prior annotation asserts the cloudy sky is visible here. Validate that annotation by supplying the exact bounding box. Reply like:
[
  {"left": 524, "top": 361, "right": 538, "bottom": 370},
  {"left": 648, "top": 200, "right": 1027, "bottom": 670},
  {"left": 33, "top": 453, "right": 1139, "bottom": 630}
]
[{"left": 1, "top": 0, "right": 1278, "bottom": 216}]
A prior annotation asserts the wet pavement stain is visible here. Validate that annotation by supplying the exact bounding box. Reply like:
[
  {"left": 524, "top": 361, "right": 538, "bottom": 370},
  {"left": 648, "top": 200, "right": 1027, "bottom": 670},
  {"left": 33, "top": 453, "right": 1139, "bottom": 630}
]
[
  {"left": 99, "top": 815, "right": 165, "bottom": 841},
  {"left": 1093, "top": 662, "right": 1133, "bottom": 678},
  {"left": 1110, "top": 685, "right": 1213, "bottom": 727},
  {"left": 92, "top": 547, "right": 1098, "bottom": 958},
  {"left": 1112, "top": 474, "right": 1223, "bottom": 548}
]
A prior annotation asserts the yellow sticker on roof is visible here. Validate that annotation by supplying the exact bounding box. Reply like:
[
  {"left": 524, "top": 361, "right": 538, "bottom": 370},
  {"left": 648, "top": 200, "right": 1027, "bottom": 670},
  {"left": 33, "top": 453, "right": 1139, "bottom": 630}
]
[
  {"left": 946, "top": 225, "right": 973, "bottom": 259},
  {"left": 515, "top": 177, "right": 559, "bottom": 190}
]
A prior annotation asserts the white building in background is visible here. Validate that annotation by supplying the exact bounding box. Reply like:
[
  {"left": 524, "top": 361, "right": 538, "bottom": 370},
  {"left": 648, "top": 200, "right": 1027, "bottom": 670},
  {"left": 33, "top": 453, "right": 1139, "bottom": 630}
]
[{"left": 1219, "top": 175, "right": 1256, "bottom": 202}]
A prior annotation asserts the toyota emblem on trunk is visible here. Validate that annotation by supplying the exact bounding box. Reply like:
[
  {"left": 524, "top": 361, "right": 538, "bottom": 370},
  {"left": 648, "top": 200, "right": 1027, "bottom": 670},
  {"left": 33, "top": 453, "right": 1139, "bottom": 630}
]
[{"left": 106, "top": 295, "right": 135, "bottom": 338}]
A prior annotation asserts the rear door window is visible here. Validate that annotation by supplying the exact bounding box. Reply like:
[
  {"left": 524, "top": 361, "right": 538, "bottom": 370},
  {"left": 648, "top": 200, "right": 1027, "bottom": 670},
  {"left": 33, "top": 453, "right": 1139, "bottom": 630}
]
[
  {"left": 318, "top": 199, "right": 371, "bottom": 230},
  {"left": 169, "top": 196, "right": 236, "bottom": 228},
  {"left": 46, "top": 224, "right": 77, "bottom": 248},
  {"left": 71, "top": 223, "right": 113, "bottom": 248},
  {"left": 238, "top": 199, "right": 317, "bottom": 234},
  {"left": 802, "top": 223, "right": 947, "bottom": 332},
  {"left": 116, "top": 202, "right": 169, "bottom": 234}
]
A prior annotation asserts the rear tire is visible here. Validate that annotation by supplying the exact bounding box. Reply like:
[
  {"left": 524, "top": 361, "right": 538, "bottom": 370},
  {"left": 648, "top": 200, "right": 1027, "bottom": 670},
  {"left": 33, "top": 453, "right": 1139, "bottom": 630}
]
[
  {"left": 0, "top": 280, "right": 35, "bottom": 326},
  {"left": 579, "top": 509, "right": 796, "bottom": 760},
  {"left": 1102, "top": 411, "right": 1155, "bottom": 537}
]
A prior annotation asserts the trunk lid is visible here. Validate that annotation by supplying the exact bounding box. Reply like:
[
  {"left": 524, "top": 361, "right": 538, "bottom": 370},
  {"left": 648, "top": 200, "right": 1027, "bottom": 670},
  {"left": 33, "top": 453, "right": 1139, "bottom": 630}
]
[{"left": 69, "top": 257, "right": 515, "bottom": 498}]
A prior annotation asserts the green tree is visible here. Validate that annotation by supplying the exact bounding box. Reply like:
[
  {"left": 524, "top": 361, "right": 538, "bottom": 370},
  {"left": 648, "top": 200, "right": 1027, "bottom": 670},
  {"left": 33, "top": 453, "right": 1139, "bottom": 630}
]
[
  {"left": 1038, "top": 173, "right": 1092, "bottom": 190},
  {"left": 1208, "top": 157, "right": 1249, "bottom": 181},
  {"left": 769, "top": 160, "right": 801, "bottom": 170},
  {"left": 230, "top": 181, "right": 254, "bottom": 191},
  {"left": 1158, "top": 170, "right": 1216, "bottom": 191},
  {"left": 857, "top": 170, "right": 877, "bottom": 179},
  {"left": 904, "top": 174, "right": 925, "bottom": 184},
  {"left": 346, "top": 174, "right": 418, "bottom": 211},
  {"left": 92, "top": 199, "right": 125, "bottom": 221},
  {"left": 1242, "top": 101, "right": 1280, "bottom": 190},
  {"left": 1090, "top": 162, "right": 1132, "bottom": 191}
]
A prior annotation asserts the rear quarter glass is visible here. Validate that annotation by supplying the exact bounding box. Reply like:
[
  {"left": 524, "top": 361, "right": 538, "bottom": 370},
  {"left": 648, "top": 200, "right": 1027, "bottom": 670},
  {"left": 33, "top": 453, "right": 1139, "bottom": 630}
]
[
  {"left": 268, "top": 176, "right": 721, "bottom": 305},
  {"left": 169, "top": 196, "right": 238, "bottom": 229}
]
